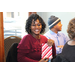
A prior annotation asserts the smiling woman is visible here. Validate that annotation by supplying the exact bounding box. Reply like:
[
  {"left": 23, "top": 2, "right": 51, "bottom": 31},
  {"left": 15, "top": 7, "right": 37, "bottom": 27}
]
[{"left": 17, "top": 14, "right": 56, "bottom": 62}]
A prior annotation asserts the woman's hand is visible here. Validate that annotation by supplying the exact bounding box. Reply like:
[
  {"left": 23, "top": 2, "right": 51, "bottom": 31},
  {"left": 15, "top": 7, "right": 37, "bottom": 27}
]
[
  {"left": 39, "top": 57, "right": 49, "bottom": 62},
  {"left": 47, "top": 39, "right": 54, "bottom": 47}
]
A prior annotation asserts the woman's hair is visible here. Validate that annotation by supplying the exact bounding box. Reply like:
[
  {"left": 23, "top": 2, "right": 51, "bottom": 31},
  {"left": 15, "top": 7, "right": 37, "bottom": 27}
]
[
  {"left": 67, "top": 18, "right": 75, "bottom": 39},
  {"left": 25, "top": 14, "right": 46, "bottom": 34}
]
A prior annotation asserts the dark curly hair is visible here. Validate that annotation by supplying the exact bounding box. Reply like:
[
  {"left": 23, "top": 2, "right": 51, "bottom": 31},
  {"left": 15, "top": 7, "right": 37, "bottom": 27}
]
[
  {"left": 25, "top": 14, "right": 46, "bottom": 34},
  {"left": 67, "top": 18, "right": 75, "bottom": 39}
]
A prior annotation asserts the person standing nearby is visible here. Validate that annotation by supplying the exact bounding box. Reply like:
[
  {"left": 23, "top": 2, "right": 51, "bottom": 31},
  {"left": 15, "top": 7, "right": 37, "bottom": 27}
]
[
  {"left": 51, "top": 18, "right": 75, "bottom": 62},
  {"left": 44, "top": 15, "right": 69, "bottom": 54}
]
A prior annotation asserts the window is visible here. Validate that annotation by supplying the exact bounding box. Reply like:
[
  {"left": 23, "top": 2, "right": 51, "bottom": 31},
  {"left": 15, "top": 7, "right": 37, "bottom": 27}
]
[
  {"left": 11, "top": 12, "right": 14, "bottom": 18},
  {"left": 3, "top": 12, "right": 28, "bottom": 39}
]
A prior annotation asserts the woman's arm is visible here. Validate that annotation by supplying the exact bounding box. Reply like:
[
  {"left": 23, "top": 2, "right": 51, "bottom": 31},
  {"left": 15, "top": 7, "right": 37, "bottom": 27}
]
[
  {"left": 17, "top": 49, "right": 49, "bottom": 62},
  {"left": 17, "top": 49, "right": 38, "bottom": 62}
]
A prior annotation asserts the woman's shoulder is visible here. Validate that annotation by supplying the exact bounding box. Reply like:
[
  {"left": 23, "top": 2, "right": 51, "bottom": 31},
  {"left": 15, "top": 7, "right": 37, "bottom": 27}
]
[
  {"left": 62, "top": 40, "right": 75, "bottom": 52},
  {"left": 17, "top": 34, "right": 32, "bottom": 49},
  {"left": 21, "top": 34, "right": 32, "bottom": 42},
  {"left": 40, "top": 34, "right": 48, "bottom": 40},
  {"left": 40, "top": 35, "right": 48, "bottom": 43}
]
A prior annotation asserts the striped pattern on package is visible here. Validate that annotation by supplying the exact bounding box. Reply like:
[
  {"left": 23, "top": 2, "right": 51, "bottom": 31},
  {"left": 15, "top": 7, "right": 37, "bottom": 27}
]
[{"left": 42, "top": 43, "right": 53, "bottom": 59}]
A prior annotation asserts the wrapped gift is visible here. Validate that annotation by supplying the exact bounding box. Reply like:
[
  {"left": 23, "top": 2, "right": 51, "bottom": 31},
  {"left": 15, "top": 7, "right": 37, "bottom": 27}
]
[{"left": 42, "top": 43, "right": 53, "bottom": 59}]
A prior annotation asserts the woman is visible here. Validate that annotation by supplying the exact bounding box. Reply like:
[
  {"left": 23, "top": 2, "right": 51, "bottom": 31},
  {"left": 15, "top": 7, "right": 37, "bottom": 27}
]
[
  {"left": 17, "top": 14, "right": 56, "bottom": 62},
  {"left": 52, "top": 18, "right": 75, "bottom": 62}
]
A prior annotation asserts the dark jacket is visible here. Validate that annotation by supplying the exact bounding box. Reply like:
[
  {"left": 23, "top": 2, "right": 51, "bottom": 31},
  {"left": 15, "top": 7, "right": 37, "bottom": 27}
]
[
  {"left": 6, "top": 43, "right": 18, "bottom": 62},
  {"left": 51, "top": 53, "right": 70, "bottom": 62}
]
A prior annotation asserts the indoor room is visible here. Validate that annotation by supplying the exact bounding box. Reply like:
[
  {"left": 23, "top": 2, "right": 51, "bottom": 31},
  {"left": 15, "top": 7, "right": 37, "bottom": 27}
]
[{"left": 0, "top": 12, "right": 75, "bottom": 62}]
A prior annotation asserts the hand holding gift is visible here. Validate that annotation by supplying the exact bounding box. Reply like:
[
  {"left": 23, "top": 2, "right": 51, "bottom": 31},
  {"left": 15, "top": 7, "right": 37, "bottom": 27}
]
[{"left": 47, "top": 39, "right": 54, "bottom": 47}]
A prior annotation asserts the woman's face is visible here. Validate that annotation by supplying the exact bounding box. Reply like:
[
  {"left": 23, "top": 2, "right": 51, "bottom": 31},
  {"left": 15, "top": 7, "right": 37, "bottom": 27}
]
[{"left": 30, "top": 19, "right": 42, "bottom": 35}]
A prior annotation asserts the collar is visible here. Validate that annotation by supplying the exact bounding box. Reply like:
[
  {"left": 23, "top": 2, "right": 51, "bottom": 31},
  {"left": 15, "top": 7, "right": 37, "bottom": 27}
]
[{"left": 49, "top": 30, "right": 60, "bottom": 37}]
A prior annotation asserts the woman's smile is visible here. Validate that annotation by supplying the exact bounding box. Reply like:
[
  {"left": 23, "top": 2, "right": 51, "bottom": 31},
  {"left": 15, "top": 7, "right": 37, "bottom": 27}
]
[{"left": 34, "top": 29, "right": 40, "bottom": 32}]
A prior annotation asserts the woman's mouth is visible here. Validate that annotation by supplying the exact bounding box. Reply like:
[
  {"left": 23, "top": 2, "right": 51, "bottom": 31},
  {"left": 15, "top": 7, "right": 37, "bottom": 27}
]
[{"left": 35, "top": 30, "right": 39, "bottom": 32}]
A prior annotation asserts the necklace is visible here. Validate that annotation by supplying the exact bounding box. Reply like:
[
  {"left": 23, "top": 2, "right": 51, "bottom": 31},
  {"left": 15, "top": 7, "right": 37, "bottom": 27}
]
[
  {"left": 36, "top": 35, "right": 42, "bottom": 46},
  {"left": 31, "top": 34, "right": 42, "bottom": 45},
  {"left": 37, "top": 39, "right": 42, "bottom": 45}
]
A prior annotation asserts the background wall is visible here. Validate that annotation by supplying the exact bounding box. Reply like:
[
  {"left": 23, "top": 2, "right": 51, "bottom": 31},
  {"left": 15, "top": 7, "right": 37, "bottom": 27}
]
[{"left": 37, "top": 12, "right": 75, "bottom": 36}]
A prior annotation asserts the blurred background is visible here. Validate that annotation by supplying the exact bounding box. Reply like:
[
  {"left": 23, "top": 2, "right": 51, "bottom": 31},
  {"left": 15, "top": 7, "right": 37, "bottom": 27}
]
[{"left": 3, "top": 12, "right": 75, "bottom": 39}]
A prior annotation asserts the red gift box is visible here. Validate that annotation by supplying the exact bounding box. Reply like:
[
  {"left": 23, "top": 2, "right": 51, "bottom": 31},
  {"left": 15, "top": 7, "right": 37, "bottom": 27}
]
[{"left": 42, "top": 43, "right": 53, "bottom": 59}]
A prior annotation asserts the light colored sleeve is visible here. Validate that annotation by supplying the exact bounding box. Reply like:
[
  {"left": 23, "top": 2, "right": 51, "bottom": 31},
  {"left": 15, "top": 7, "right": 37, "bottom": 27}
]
[{"left": 56, "top": 47, "right": 62, "bottom": 54}]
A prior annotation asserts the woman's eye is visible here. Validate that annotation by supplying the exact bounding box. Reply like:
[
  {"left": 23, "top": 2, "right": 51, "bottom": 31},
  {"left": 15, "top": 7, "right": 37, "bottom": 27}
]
[
  {"left": 32, "top": 25, "right": 35, "bottom": 26},
  {"left": 32, "top": 24, "right": 41, "bottom": 26},
  {"left": 38, "top": 24, "right": 41, "bottom": 26}
]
